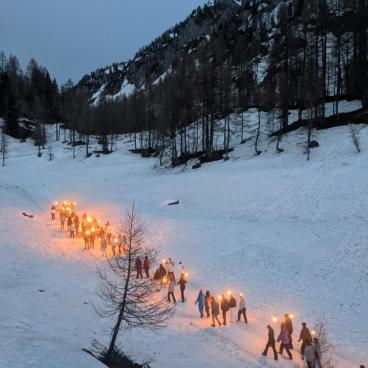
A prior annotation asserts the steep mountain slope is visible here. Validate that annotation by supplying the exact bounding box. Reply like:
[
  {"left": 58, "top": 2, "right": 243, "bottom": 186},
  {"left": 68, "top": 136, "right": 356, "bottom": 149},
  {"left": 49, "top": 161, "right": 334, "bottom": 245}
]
[{"left": 77, "top": 0, "right": 274, "bottom": 102}]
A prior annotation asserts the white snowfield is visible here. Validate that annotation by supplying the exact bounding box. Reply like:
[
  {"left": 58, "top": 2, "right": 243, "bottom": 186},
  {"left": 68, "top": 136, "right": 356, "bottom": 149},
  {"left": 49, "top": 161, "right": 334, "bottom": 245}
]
[{"left": 0, "top": 123, "right": 367, "bottom": 368}]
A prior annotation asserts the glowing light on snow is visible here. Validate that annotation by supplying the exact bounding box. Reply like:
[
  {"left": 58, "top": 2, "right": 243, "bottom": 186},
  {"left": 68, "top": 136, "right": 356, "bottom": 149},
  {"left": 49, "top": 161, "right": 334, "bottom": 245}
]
[
  {"left": 311, "top": 330, "right": 316, "bottom": 336},
  {"left": 87, "top": 217, "right": 92, "bottom": 223},
  {"left": 227, "top": 290, "right": 232, "bottom": 296},
  {"left": 239, "top": 292, "right": 244, "bottom": 297},
  {"left": 272, "top": 316, "right": 278, "bottom": 322},
  {"left": 289, "top": 314, "right": 294, "bottom": 319},
  {"left": 218, "top": 295, "right": 222, "bottom": 300}
]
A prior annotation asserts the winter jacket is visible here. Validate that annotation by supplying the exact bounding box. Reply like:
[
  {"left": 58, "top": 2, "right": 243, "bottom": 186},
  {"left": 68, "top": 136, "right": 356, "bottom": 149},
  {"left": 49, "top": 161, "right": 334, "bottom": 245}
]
[
  {"left": 178, "top": 277, "right": 187, "bottom": 291},
  {"left": 211, "top": 300, "right": 220, "bottom": 316},
  {"left": 299, "top": 327, "right": 312, "bottom": 343},
  {"left": 228, "top": 296, "right": 236, "bottom": 308},
  {"left": 60, "top": 215, "right": 65, "bottom": 223},
  {"left": 168, "top": 280, "right": 175, "bottom": 293},
  {"left": 238, "top": 297, "right": 246, "bottom": 310},
  {"left": 135, "top": 258, "right": 142, "bottom": 271},
  {"left": 74, "top": 217, "right": 80, "bottom": 227},
  {"left": 205, "top": 294, "right": 211, "bottom": 308},
  {"left": 304, "top": 344, "right": 315, "bottom": 362},
  {"left": 67, "top": 217, "right": 73, "bottom": 226},
  {"left": 195, "top": 291, "right": 205, "bottom": 309},
  {"left": 221, "top": 298, "right": 229, "bottom": 312},
  {"left": 143, "top": 258, "right": 150, "bottom": 269},
  {"left": 285, "top": 318, "right": 293, "bottom": 335},
  {"left": 70, "top": 223, "right": 75, "bottom": 232},
  {"left": 277, "top": 328, "right": 290, "bottom": 345},
  {"left": 267, "top": 326, "right": 276, "bottom": 343},
  {"left": 166, "top": 259, "right": 174, "bottom": 273}
]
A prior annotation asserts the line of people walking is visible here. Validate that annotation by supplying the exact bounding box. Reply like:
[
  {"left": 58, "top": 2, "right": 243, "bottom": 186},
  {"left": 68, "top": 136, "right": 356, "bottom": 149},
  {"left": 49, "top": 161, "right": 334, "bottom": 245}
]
[
  {"left": 262, "top": 315, "right": 322, "bottom": 367},
  {"left": 51, "top": 201, "right": 125, "bottom": 257}
]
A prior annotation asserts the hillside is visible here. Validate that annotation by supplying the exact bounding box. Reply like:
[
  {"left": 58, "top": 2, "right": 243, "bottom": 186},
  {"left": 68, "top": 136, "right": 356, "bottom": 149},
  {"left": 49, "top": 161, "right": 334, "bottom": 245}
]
[{"left": 1, "top": 121, "right": 367, "bottom": 367}]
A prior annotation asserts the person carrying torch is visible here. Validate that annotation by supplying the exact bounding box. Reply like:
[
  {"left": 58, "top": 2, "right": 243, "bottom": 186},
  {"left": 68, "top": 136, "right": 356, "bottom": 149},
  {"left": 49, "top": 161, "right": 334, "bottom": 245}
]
[
  {"left": 210, "top": 296, "right": 221, "bottom": 327},
  {"left": 298, "top": 322, "right": 313, "bottom": 359},
  {"left": 262, "top": 325, "right": 278, "bottom": 361},
  {"left": 237, "top": 293, "right": 248, "bottom": 323}
]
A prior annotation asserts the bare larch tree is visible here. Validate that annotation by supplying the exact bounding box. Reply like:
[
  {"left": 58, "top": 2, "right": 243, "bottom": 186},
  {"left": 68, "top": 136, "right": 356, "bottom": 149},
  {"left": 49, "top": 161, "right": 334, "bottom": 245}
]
[{"left": 93, "top": 204, "right": 173, "bottom": 366}]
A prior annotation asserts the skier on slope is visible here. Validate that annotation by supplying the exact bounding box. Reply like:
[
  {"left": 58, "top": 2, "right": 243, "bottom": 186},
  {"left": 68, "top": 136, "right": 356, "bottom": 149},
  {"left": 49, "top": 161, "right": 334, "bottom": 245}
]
[
  {"left": 262, "top": 325, "right": 278, "bottom": 361},
  {"left": 277, "top": 323, "right": 293, "bottom": 360},
  {"left": 195, "top": 289, "right": 205, "bottom": 318},
  {"left": 210, "top": 296, "right": 221, "bottom": 327},
  {"left": 177, "top": 274, "right": 187, "bottom": 302},
  {"left": 298, "top": 322, "right": 313, "bottom": 358},
  {"left": 220, "top": 294, "right": 229, "bottom": 326},
  {"left": 205, "top": 291, "right": 211, "bottom": 318},
  {"left": 237, "top": 293, "right": 248, "bottom": 323},
  {"left": 143, "top": 256, "right": 150, "bottom": 278},
  {"left": 135, "top": 256, "right": 143, "bottom": 279},
  {"left": 284, "top": 314, "right": 294, "bottom": 349}
]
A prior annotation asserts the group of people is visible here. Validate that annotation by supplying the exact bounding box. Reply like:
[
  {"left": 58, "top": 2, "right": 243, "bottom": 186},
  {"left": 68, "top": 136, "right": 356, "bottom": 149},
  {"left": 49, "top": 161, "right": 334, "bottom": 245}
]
[
  {"left": 150, "top": 257, "right": 328, "bottom": 366},
  {"left": 263, "top": 316, "right": 322, "bottom": 367},
  {"left": 51, "top": 201, "right": 125, "bottom": 257},
  {"left": 52, "top": 203, "right": 363, "bottom": 367},
  {"left": 151, "top": 258, "right": 248, "bottom": 327}
]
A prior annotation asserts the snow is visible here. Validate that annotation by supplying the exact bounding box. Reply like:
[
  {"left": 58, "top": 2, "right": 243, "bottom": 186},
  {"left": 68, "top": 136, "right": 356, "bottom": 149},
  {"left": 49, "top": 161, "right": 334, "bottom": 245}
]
[
  {"left": 152, "top": 67, "right": 172, "bottom": 86},
  {"left": 1, "top": 121, "right": 368, "bottom": 368},
  {"left": 110, "top": 78, "right": 135, "bottom": 99},
  {"left": 90, "top": 84, "right": 106, "bottom": 106},
  {"left": 289, "top": 100, "right": 362, "bottom": 124}
]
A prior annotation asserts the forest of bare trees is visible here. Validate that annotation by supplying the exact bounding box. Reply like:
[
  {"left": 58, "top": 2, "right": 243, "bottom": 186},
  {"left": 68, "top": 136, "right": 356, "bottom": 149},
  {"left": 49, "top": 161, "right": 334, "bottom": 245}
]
[{"left": 1, "top": 0, "right": 367, "bottom": 166}]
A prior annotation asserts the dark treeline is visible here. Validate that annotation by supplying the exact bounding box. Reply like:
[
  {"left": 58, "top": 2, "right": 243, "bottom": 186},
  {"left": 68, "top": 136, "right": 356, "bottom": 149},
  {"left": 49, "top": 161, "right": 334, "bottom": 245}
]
[
  {"left": 1, "top": 0, "right": 368, "bottom": 165},
  {"left": 0, "top": 52, "right": 60, "bottom": 143}
]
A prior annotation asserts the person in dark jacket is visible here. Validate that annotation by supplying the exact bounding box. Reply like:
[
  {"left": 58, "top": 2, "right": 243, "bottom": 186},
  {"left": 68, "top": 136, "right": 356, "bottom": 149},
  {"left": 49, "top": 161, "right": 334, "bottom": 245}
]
[
  {"left": 284, "top": 314, "right": 293, "bottom": 349},
  {"left": 262, "top": 325, "right": 278, "bottom": 361},
  {"left": 135, "top": 257, "right": 143, "bottom": 279},
  {"left": 74, "top": 215, "right": 80, "bottom": 237},
  {"left": 205, "top": 291, "right": 211, "bottom": 317},
  {"left": 177, "top": 274, "right": 187, "bottom": 303},
  {"left": 195, "top": 289, "right": 205, "bottom": 318},
  {"left": 154, "top": 263, "right": 166, "bottom": 280},
  {"left": 298, "top": 322, "right": 313, "bottom": 358},
  {"left": 143, "top": 256, "right": 150, "bottom": 278},
  {"left": 220, "top": 295, "right": 229, "bottom": 326},
  {"left": 228, "top": 293, "right": 236, "bottom": 323},
  {"left": 210, "top": 296, "right": 221, "bottom": 327}
]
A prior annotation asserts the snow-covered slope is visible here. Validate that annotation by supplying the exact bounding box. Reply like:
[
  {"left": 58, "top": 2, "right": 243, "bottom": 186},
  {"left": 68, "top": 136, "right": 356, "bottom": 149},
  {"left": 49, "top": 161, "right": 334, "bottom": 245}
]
[{"left": 1, "top": 124, "right": 367, "bottom": 367}]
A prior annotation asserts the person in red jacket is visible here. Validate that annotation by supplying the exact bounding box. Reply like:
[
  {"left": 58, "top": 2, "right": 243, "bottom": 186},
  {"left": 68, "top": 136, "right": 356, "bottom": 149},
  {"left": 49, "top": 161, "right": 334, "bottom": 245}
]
[
  {"left": 143, "top": 256, "right": 150, "bottom": 278},
  {"left": 135, "top": 257, "right": 143, "bottom": 279}
]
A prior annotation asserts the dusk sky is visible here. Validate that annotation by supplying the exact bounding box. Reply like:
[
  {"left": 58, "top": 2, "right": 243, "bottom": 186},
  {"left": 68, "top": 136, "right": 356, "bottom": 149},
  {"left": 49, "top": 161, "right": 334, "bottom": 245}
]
[{"left": 0, "top": 0, "right": 208, "bottom": 84}]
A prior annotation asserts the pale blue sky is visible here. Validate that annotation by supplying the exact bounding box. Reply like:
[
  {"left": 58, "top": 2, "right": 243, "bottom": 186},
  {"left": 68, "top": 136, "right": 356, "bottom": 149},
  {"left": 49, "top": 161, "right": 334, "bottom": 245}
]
[{"left": 0, "top": 0, "right": 208, "bottom": 84}]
